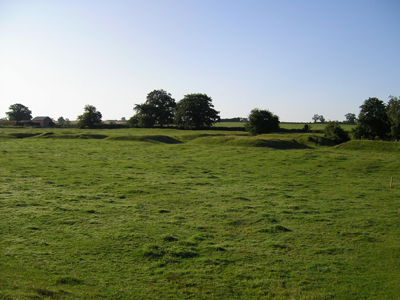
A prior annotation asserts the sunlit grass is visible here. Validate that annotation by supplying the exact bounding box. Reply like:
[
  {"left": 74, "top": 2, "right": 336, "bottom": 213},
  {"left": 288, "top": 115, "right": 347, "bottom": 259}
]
[{"left": 1, "top": 128, "right": 399, "bottom": 299}]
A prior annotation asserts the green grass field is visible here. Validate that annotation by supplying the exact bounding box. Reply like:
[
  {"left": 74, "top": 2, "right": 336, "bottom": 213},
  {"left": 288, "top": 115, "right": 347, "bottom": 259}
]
[{"left": 1, "top": 128, "right": 399, "bottom": 299}]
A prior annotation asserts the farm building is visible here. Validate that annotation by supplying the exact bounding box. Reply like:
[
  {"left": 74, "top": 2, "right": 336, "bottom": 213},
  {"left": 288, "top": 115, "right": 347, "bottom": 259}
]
[
  {"left": 20, "top": 116, "right": 54, "bottom": 128},
  {"left": 32, "top": 116, "right": 53, "bottom": 128}
]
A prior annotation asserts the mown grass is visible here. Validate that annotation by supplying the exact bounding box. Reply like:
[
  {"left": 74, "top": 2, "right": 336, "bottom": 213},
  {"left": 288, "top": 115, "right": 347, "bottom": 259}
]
[{"left": 1, "top": 128, "right": 399, "bottom": 299}]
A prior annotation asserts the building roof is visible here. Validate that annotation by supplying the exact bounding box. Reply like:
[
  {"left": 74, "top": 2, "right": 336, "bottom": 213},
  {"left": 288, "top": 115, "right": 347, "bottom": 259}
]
[{"left": 32, "top": 116, "right": 51, "bottom": 121}]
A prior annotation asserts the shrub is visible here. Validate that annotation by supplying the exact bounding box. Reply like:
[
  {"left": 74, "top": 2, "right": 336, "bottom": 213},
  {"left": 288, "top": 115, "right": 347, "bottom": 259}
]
[
  {"left": 302, "top": 124, "right": 312, "bottom": 132},
  {"left": 324, "top": 122, "right": 350, "bottom": 144},
  {"left": 245, "top": 109, "right": 280, "bottom": 135}
]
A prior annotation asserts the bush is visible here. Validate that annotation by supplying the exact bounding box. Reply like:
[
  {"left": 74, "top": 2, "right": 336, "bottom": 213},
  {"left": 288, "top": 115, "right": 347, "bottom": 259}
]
[
  {"left": 245, "top": 109, "right": 279, "bottom": 135},
  {"left": 324, "top": 122, "right": 350, "bottom": 144},
  {"left": 302, "top": 124, "right": 312, "bottom": 132}
]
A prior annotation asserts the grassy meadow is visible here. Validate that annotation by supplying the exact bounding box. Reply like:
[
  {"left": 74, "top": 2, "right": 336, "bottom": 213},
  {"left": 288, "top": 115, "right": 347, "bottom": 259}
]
[{"left": 1, "top": 127, "right": 400, "bottom": 299}]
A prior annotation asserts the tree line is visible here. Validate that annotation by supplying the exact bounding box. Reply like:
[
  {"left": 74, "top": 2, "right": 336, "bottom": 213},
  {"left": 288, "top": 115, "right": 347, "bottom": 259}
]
[
  {"left": 129, "top": 90, "right": 282, "bottom": 135},
  {"left": 129, "top": 90, "right": 220, "bottom": 129},
  {"left": 3, "top": 92, "right": 400, "bottom": 141}
]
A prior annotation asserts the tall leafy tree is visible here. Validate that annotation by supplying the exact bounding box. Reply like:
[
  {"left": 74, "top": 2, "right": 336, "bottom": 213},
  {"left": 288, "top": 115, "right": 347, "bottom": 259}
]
[
  {"left": 245, "top": 109, "right": 280, "bottom": 135},
  {"left": 6, "top": 103, "right": 32, "bottom": 121},
  {"left": 312, "top": 114, "right": 325, "bottom": 123},
  {"left": 352, "top": 97, "right": 390, "bottom": 140},
  {"left": 174, "top": 93, "right": 220, "bottom": 129},
  {"left": 58, "top": 117, "right": 66, "bottom": 125},
  {"left": 387, "top": 95, "right": 400, "bottom": 140},
  {"left": 134, "top": 89, "right": 176, "bottom": 127},
  {"left": 77, "top": 105, "right": 102, "bottom": 128},
  {"left": 344, "top": 113, "right": 356, "bottom": 124}
]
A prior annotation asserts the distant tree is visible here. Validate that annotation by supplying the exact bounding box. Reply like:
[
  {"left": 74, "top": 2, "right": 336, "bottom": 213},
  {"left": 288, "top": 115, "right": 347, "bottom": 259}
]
[
  {"left": 134, "top": 89, "right": 176, "bottom": 127},
  {"left": 324, "top": 122, "right": 350, "bottom": 144},
  {"left": 58, "top": 117, "right": 65, "bottom": 125},
  {"left": 245, "top": 109, "right": 280, "bottom": 135},
  {"left": 6, "top": 103, "right": 32, "bottom": 121},
  {"left": 387, "top": 95, "right": 400, "bottom": 140},
  {"left": 65, "top": 118, "right": 70, "bottom": 125},
  {"left": 77, "top": 105, "right": 102, "bottom": 128},
  {"left": 344, "top": 113, "right": 356, "bottom": 124},
  {"left": 352, "top": 97, "right": 390, "bottom": 140},
  {"left": 121, "top": 117, "right": 126, "bottom": 122},
  {"left": 174, "top": 93, "right": 220, "bottom": 129},
  {"left": 312, "top": 114, "right": 325, "bottom": 123}
]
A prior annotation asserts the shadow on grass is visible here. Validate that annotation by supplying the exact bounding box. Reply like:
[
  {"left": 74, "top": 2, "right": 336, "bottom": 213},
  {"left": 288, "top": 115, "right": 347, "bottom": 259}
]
[
  {"left": 256, "top": 139, "right": 312, "bottom": 150},
  {"left": 80, "top": 134, "right": 109, "bottom": 139},
  {"left": 5, "top": 133, "right": 41, "bottom": 139},
  {"left": 188, "top": 135, "right": 313, "bottom": 149},
  {"left": 145, "top": 135, "right": 182, "bottom": 144},
  {"left": 106, "top": 135, "right": 182, "bottom": 144}
]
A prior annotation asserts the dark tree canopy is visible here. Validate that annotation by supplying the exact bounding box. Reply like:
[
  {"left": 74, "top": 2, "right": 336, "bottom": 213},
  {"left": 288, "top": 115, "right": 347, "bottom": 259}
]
[
  {"left": 6, "top": 103, "right": 32, "bottom": 121},
  {"left": 344, "top": 113, "right": 356, "bottom": 124},
  {"left": 134, "top": 89, "right": 176, "bottom": 127},
  {"left": 137, "top": 115, "right": 155, "bottom": 128},
  {"left": 174, "top": 93, "right": 220, "bottom": 129},
  {"left": 245, "top": 109, "right": 280, "bottom": 135},
  {"left": 387, "top": 95, "right": 400, "bottom": 140},
  {"left": 58, "top": 117, "right": 65, "bottom": 125},
  {"left": 353, "top": 97, "right": 390, "bottom": 140},
  {"left": 77, "top": 105, "right": 102, "bottom": 128},
  {"left": 127, "top": 115, "right": 139, "bottom": 128},
  {"left": 312, "top": 114, "right": 325, "bottom": 123}
]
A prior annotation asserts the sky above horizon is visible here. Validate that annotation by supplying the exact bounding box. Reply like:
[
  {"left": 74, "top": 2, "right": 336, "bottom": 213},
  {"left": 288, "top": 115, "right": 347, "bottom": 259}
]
[{"left": 1, "top": 0, "right": 399, "bottom": 122}]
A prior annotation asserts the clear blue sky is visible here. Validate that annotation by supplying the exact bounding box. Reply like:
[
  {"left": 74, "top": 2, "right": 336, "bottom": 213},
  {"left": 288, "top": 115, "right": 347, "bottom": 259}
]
[{"left": 1, "top": 0, "right": 399, "bottom": 122}]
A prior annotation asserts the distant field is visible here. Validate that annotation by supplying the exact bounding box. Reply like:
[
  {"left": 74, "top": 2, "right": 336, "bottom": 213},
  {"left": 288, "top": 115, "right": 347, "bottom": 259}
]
[{"left": 1, "top": 128, "right": 399, "bottom": 299}]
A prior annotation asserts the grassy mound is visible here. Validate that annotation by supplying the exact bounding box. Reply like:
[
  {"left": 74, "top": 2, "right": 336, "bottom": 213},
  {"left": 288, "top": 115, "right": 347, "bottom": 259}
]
[
  {"left": 337, "top": 140, "right": 400, "bottom": 152},
  {"left": 0, "top": 129, "right": 340, "bottom": 149}
]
